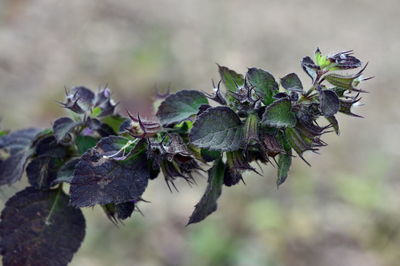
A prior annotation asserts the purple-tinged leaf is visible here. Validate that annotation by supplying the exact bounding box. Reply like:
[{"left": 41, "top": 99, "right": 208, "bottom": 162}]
[
  {"left": 188, "top": 158, "right": 225, "bottom": 225},
  {"left": 0, "top": 128, "right": 40, "bottom": 186},
  {"left": 319, "top": 89, "right": 340, "bottom": 116},
  {"left": 70, "top": 136, "right": 150, "bottom": 207},
  {"left": 301, "top": 56, "right": 319, "bottom": 82},
  {"left": 0, "top": 187, "right": 85, "bottom": 266},
  {"left": 52, "top": 117, "right": 81, "bottom": 143}
]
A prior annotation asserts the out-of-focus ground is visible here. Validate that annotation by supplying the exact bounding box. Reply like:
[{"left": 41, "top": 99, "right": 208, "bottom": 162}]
[{"left": 1, "top": 0, "right": 399, "bottom": 265}]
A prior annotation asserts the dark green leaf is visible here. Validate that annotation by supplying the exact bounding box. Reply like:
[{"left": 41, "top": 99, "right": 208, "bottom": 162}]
[
  {"left": 280, "top": 73, "right": 303, "bottom": 93},
  {"left": 277, "top": 151, "right": 292, "bottom": 187},
  {"left": 218, "top": 65, "right": 244, "bottom": 93},
  {"left": 261, "top": 98, "right": 297, "bottom": 128},
  {"left": 319, "top": 89, "right": 340, "bottom": 116},
  {"left": 0, "top": 187, "right": 85, "bottom": 266},
  {"left": 246, "top": 68, "right": 278, "bottom": 105},
  {"left": 330, "top": 87, "right": 347, "bottom": 97},
  {"left": 70, "top": 136, "right": 149, "bottom": 207},
  {"left": 189, "top": 106, "right": 243, "bottom": 151},
  {"left": 187, "top": 158, "right": 225, "bottom": 225},
  {"left": 101, "top": 115, "right": 127, "bottom": 133},
  {"left": 75, "top": 135, "right": 97, "bottom": 155},
  {"left": 156, "top": 90, "right": 209, "bottom": 126},
  {"left": 52, "top": 117, "right": 81, "bottom": 143},
  {"left": 200, "top": 148, "right": 221, "bottom": 162},
  {"left": 325, "top": 116, "right": 340, "bottom": 135},
  {"left": 218, "top": 65, "right": 245, "bottom": 104},
  {"left": 0, "top": 128, "right": 40, "bottom": 186}
]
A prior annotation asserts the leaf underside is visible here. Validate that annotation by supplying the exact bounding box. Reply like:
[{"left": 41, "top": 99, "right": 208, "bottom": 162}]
[{"left": 0, "top": 128, "right": 40, "bottom": 186}]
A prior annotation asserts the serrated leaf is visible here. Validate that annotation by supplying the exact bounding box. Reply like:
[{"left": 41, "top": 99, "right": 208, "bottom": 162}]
[
  {"left": 0, "top": 128, "right": 40, "bottom": 186},
  {"left": 280, "top": 73, "right": 303, "bottom": 93},
  {"left": 70, "top": 136, "right": 150, "bottom": 207},
  {"left": 0, "top": 187, "right": 85, "bottom": 266},
  {"left": 53, "top": 117, "right": 81, "bottom": 143},
  {"left": 246, "top": 68, "right": 278, "bottom": 105},
  {"left": 156, "top": 90, "right": 209, "bottom": 126},
  {"left": 261, "top": 99, "right": 297, "bottom": 128},
  {"left": 189, "top": 106, "right": 243, "bottom": 151},
  {"left": 319, "top": 89, "right": 340, "bottom": 116},
  {"left": 188, "top": 158, "right": 225, "bottom": 225},
  {"left": 75, "top": 135, "right": 97, "bottom": 154}
]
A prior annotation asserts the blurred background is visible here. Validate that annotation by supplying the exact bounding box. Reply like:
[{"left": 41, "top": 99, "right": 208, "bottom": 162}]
[{"left": 0, "top": 0, "right": 399, "bottom": 265}]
